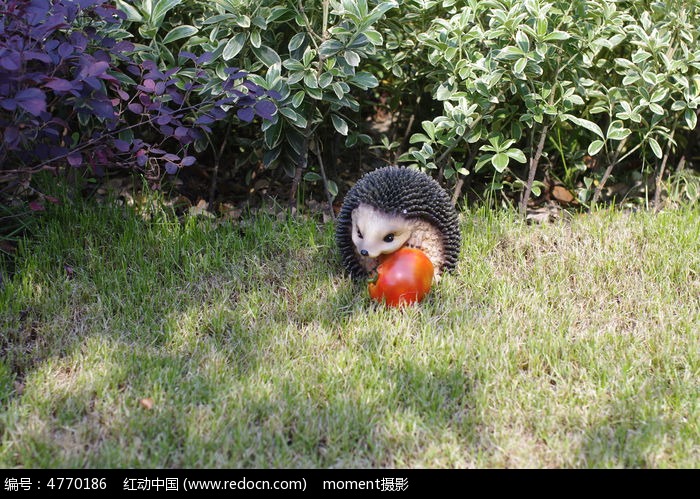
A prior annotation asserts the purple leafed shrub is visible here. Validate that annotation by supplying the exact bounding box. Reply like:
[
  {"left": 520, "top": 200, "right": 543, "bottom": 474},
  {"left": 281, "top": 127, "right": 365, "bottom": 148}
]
[{"left": 0, "top": 0, "right": 278, "bottom": 196}]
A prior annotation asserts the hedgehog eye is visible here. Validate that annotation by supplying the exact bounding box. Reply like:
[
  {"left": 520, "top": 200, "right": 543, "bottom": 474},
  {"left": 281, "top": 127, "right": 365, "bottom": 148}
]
[
  {"left": 357, "top": 229, "right": 363, "bottom": 239},
  {"left": 383, "top": 233, "right": 395, "bottom": 243}
]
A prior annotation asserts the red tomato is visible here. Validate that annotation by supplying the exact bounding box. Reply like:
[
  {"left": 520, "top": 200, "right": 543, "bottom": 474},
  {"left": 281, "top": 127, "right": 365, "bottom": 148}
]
[{"left": 367, "top": 247, "right": 434, "bottom": 307}]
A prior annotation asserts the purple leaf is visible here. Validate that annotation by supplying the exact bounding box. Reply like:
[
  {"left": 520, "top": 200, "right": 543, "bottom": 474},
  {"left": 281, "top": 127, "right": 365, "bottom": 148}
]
[
  {"left": 15, "top": 88, "right": 47, "bottom": 116},
  {"left": 139, "top": 79, "right": 156, "bottom": 93},
  {"left": 33, "top": 14, "right": 68, "bottom": 39},
  {"left": 189, "top": 129, "right": 205, "bottom": 140},
  {"left": 178, "top": 51, "right": 196, "bottom": 61},
  {"left": 196, "top": 52, "right": 213, "bottom": 64},
  {"left": 156, "top": 114, "right": 171, "bottom": 125},
  {"left": 243, "top": 81, "right": 261, "bottom": 92},
  {"left": 128, "top": 103, "right": 144, "bottom": 114},
  {"left": 25, "top": 51, "right": 52, "bottom": 63},
  {"left": 43, "top": 127, "right": 60, "bottom": 138},
  {"left": 83, "top": 76, "right": 101, "bottom": 90},
  {"left": 99, "top": 71, "right": 118, "bottom": 84},
  {"left": 215, "top": 97, "right": 236, "bottom": 107},
  {"left": 226, "top": 70, "right": 248, "bottom": 80},
  {"left": 80, "top": 60, "right": 110, "bottom": 78},
  {"left": 209, "top": 108, "right": 226, "bottom": 120},
  {"left": 162, "top": 153, "right": 180, "bottom": 161},
  {"left": 238, "top": 95, "right": 256, "bottom": 107},
  {"left": 114, "top": 139, "right": 131, "bottom": 152},
  {"left": 237, "top": 107, "right": 255, "bottom": 122},
  {"left": 94, "top": 50, "right": 112, "bottom": 64},
  {"left": 70, "top": 32, "right": 88, "bottom": 52},
  {"left": 0, "top": 99, "right": 17, "bottom": 112},
  {"left": 195, "top": 115, "right": 215, "bottom": 125},
  {"left": 174, "top": 127, "right": 189, "bottom": 139},
  {"left": 48, "top": 145, "right": 68, "bottom": 159},
  {"left": 136, "top": 150, "right": 148, "bottom": 167},
  {"left": 254, "top": 100, "right": 277, "bottom": 120},
  {"left": 3, "top": 126, "right": 20, "bottom": 148},
  {"left": 142, "top": 59, "right": 157, "bottom": 70},
  {"left": 181, "top": 156, "right": 196, "bottom": 166},
  {"left": 165, "top": 162, "right": 179, "bottom": 174},
  {"left": 89, "top": 99, "right": 116, "bottom": 120},
  {"left": 44, "top": 78, "right": 74, "bottom": 92},
  {"left": 58, "top": 42, "right": 74, "bottom": 58},
  {"left": 114, "top": 41, "right": 135, "bottom": 53},
  {"left": 167, "top": 88, "right": 184, "bottom": 105},
  {"left": 95, "top": 5, "right": 126, "bottom": 21},
  {"left": 0, "top": 53, "right": 21, "bottom": 71},
  {"left": 67, "top": 152, "right": 83, "bottom": 166}
]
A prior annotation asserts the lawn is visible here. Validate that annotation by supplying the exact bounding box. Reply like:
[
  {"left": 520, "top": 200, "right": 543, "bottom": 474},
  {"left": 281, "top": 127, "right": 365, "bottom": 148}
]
[{"left": 0, "top": 194, "right": 698, "bottom": 468}]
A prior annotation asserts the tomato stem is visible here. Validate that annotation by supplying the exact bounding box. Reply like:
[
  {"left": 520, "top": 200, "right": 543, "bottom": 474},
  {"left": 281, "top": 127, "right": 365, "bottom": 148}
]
[{"left": 367, "top": 269, "right": 378, "bottom": 284}]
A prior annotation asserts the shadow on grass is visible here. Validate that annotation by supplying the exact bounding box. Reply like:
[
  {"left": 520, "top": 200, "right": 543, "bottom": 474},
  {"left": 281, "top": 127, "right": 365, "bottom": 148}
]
[
  {"left": 576, "top": 378, "right": 696, "bottom": 468},
  {"left": 0, "top": 199, "right": 484, "bottom": 468}
]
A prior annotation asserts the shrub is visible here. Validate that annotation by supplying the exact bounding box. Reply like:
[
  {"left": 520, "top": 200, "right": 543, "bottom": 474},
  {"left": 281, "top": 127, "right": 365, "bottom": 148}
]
[
  {"left": 391, "top": 0, "right": 700, "bottom": 211},
  {"left": 0, "top": 0, "right": 277, "bottom": 205},
  {"left": 117, "top": 0, "right": 398, "bottom": 211}
]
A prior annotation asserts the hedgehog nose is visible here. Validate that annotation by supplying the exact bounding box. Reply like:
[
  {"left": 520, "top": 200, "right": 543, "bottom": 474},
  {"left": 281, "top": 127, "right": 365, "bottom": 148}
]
[{"left": 360, "top": 249, "right": 369, "bottom": 256}]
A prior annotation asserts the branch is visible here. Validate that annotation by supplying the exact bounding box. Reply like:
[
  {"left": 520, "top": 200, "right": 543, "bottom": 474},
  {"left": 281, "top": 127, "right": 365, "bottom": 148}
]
[{"left": 519, "top": 123, "right": 549, "bottom": 217}]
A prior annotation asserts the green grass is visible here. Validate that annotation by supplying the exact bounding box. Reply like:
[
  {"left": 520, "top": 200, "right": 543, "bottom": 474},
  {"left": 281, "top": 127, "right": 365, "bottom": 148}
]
[{"left": 0, "top": 194, "right": 698, "bottom": 468}]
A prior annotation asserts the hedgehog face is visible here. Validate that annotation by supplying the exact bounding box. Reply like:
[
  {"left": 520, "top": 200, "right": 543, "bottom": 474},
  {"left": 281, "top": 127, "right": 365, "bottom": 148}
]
[{"left": 351, "top": 203, "right": 413, "bottom": 258}]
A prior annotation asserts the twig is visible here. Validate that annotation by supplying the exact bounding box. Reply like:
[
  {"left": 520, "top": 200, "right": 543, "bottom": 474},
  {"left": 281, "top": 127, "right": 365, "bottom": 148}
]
[
  {"left": 653, "top": 127, "right": 675, "bottom": 212},
  {"left": 289, "top": 0, "right": 329, "bottom": 209},
  {"left": 451, "top": 149, "right": 477, "bottom": 207},
  {"left": 592, "top": 136, "right": 636, "bottom": 206},
  {"left": 519, "top": 124, "right": 549, "bottom": 217},
  {"left": 311, "top": 138, "right": 336, "bottom": 220}
]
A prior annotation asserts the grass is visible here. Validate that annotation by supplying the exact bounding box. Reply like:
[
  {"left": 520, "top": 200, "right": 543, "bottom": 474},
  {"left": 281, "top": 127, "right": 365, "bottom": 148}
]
[{"left": 0, "top": 191, "right": 698, "bottom": 468}]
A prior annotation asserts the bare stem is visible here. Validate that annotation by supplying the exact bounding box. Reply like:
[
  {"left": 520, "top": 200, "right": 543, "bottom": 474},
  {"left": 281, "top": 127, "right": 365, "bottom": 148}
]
[
  {"left": 450, "top": 149, "right": 477, "bottom": 207},
  {"left": 311, "top": 137, "right": 336, "bottom": 220},
  {"left": 519, "top": 124, "right": 549, "bottom": 217},
  {"left": 289, "top": 0, "right": 329, "bottom": 209},
  {"left": 653, "top": 127, "right": 676, "bottom": 212},
  {"left": 592, "top": 136, "right": 631, "bottom": 206}
]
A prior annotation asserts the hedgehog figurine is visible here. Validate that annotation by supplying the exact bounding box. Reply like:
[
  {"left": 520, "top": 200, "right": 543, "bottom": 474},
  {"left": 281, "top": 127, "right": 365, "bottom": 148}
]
[{"left": 335, "top": 166, "right": 461, "bottom": 280}]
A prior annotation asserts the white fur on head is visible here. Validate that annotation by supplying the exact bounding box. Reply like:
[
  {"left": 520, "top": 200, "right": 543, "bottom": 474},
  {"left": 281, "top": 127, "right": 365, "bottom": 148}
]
[
  {"left": 351, "top": 203, "right": 445, "bottom": 276},
  {"left": 351, "top": 204, "right": 412, "bottom": 258}
]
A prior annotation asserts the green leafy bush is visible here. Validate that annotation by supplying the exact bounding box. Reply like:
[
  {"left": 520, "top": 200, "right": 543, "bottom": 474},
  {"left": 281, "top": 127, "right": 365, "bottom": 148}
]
[
  {"left": 22, "top": 0, "right": 696, "bottom": 212},
  {"left": 117, "top": 0, "right": 398, "bottom": 210},
  {"left": 391, "top": 0, "right": 699, "bottom": 210}
]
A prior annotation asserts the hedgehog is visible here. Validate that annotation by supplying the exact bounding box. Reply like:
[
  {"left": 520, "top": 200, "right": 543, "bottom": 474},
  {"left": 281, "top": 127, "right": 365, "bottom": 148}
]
[{"left": 335, "top": 166, "right": 461, "bottom": 280}]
